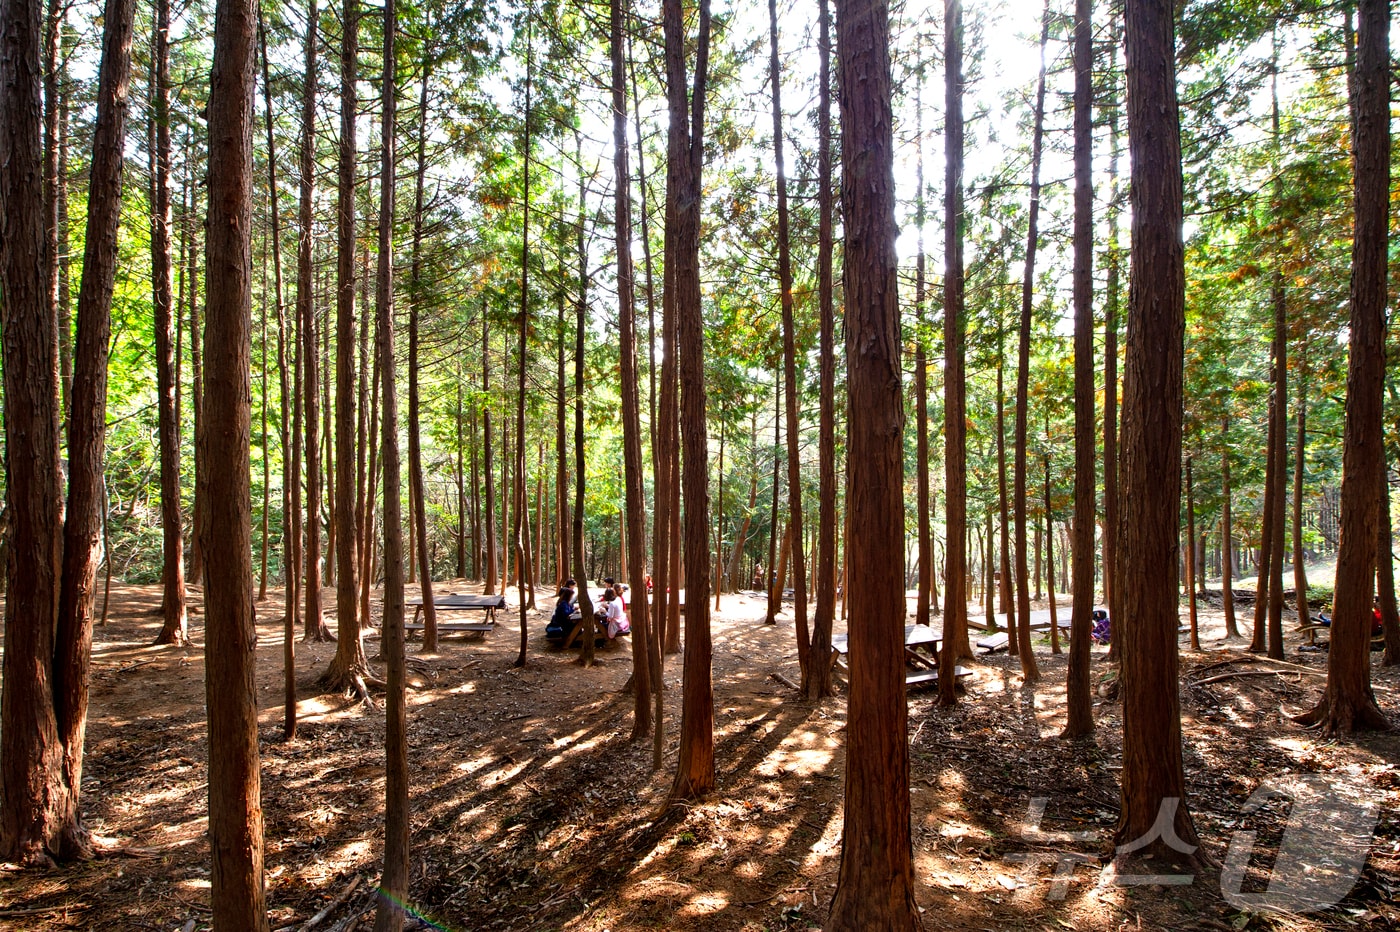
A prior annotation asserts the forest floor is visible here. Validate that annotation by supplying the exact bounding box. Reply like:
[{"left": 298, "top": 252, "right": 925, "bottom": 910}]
[{"left": 1, "top": 577, "right": 1398, "bottom": 932}]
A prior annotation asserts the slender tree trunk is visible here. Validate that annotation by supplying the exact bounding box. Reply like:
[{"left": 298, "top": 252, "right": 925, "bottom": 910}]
[
  {"left": 1103, "top": 18, "right": 1122, "bottom": 661},
  {"left": 0, "top": 0, "right": 67, "bottom": 862},
  {"left": 1045, "top": 456, "right": 1060, "bottom": 655},
  {"left": 483, "top": 306, "right": 497, "bottom": 595},
  {"left": 1221, "top": 419, "right": 1239, "bottom": 637},
  {"left": 1296, "top": 0, "right": 1389, "bottom": 735},
  {"left": 188, "top": 224, "right": 206, "bottom": 586},
  {"left": 611, "top": 0, "right": 653, "bottom": 735},
  {"left": 513, "top": 27, "right": 534, "bottom": 669},
  {"left": 913, "top": 65, "right": 931, "bottom": 632},
  {"left": 1293, "top": 350, "right": 1310, "bottom": 626},
  {"left": 826, "top": 0, "right": 921, "bottom": 924},
  {"left": 1379, "top": 462, "right": 1400, "bottom": 666},
  {"left": 458, "top": 366, "right": 469, "bottom": 579},
  {"left": 1063, "top": 0, "right": 1094, "bottom": 737},
  {"left": 1115, "top": 0, "right": 1202, "bottom": 859},
  {"left": 997, "top": 341, "right": 1013, "bottom": 650},
  {"left": 572, "top": 128, "right": 596, "bottom": 668},
  {"left": 1266, "top": 277, "right": 1288, "bottom": 660},
  {"left": 768, "top": 0, "right": 810, "bottom": 683},
  {"left": 1011, "top": 2, "right": 1050, "bottom": 682},
  {"left": 809, "top": 0, "right": 837, "bottom": 694},
  {"left": 663, "top": 0, "right": 715, "bottom": 802},
  {"left": 372, "top": 0, "right": 410, "bottom": 922},
  {"left": 555, "top": 286, "right": 569, "bottom": 584},
  {"left": 409, "top": 51, "right": 437, "bottom": 651},
  {"left": 1185, "top": 456, "right": 1200, "bottom": 651},
  {"left": 332, "top": 0, "right": 364, "bottom": 671},
  {"left": 765, "top": 380, "right": 782, "bottom": 625},
  {"left": 51, "top": 0, "right": 138, "bottom": 862},
  {"left": 1253, "top": 371, "right": 1278, "bottom": 652},
  {"left": 201, "top": 0, "right": 268, "bottom": 917},
  {"left": 153, "top": 0, "right": 188, "bottom": 644},
  {"left": 939, "top": 0, "right": 970, "bottom": 709},
  {"left": 298, "top": 0, "right": 329, "bottom": 642}
]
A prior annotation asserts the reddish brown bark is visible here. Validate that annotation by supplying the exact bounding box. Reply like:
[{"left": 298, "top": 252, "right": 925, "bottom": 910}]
[
  {"left": 768, "top": 0, "right": 810, "bottom": 685},
  {"left": 611, "top": 0, "right": 652, "bottom": 738},
  {"left": 372, "top": 0, "right": 409, "bottom": 924},
  {"left": 825, "top": 0, "right": 921, "bottom": 925},
  {"left": 0, "top": 0, "right": 67, "bottom": 866},
  {"left": 201, "top": 0, "right": 269, "bottom": 917},
  {"left": 1063, "top": 0, "right": 1094, "bottom": 738},
  {"left": 1295, "top": 0, "right": 1390, "bottom": 736},
  {"left": 1115, "top": 0, "right": 1201, "bottom": 860},
  {"left": 409, "top": 51, "right": 436, "bottom": 653},
  {"left": 663, "top": 0, "right": 715, "bottom": 803},
  {"left": 334, "top": 0, "right": 364, "bottom": 669},
  {"left": 807, "top": 0, "right": 835, "bottom": 700},
  {"left": 939, "top": 0, "right": 968, "bottom": 709}
]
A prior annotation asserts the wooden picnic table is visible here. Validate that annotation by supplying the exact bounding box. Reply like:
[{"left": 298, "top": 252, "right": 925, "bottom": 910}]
[
  {"left": 404, "top": 593, "right": 506, "bottom": 636},
  {"left": 830, "top": 625, "right": 970, "bottom": 688}
]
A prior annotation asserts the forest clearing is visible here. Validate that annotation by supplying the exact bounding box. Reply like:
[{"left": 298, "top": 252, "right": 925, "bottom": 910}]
[
  {"left": 2, "top": 0, "right": 1399, "bottom": 925},
  {"left": 1, "top": 576, "right": 1397, "bottom": 932}
]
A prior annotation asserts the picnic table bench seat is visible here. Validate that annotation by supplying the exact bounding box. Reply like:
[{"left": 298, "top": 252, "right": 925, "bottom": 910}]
[{"left": 403, "top": 593, "right": 506, "bottom": 638}]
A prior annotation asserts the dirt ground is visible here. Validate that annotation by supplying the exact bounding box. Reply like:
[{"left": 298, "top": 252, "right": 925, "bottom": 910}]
[{"left": 1, "top": 580, "right": 1398, "bottom": 932}]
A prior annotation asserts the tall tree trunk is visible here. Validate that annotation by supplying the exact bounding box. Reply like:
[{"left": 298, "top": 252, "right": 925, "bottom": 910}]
[
  {"left": 1296, "top": 0, "right": 1389, "bottom": 735},
  {"left": 1063, "top": 0, "right": 1095, "bottom": 737},
  {"left": 201, "top": 0, "right": 268, "bottom": 917},
  {"left": 1011, "top": 2, "right": 1050, "bottom": 683},
  {"left": 332, "top": 0, "right": 364, "bottom": 675},
  {"left": 458, "top": 365, "right": 469, "bottom": 579},
  {"left": 663, "top": 0, "right": 715, "bottom": 802},
  {"left": 43, "top": 0, "right": 61, "bottom": 414},
  {"left": 153, "top": 0, "right": 188, "bottom": 645},
  {"left": 826, "top": 0, "right": 921, "bottom": 924},
  {"left": 572, "top": 127, "right": 596, "bottom": 668},
  {"left": 768, "top": 0, "right": 810, "bottom": 683},
  {"left": 1293, "top": 350, "right": 1310, "bottom": 626},
  {"left": 1379, "top": 462, "right": 1400, "bottom": 666},
  {"left": 1103, "top": 17, "right": 1122, "bottom": 660},
  {"left": 808, "top": 0, "right": 836, "bottom": 700},
  {"left": 1115, "top": 0, "right": 1201, "bottom": 859},
  {"left": 372, "top": 0, "right": 410, "bottom": 923},
  {"left": 1185, "top": 456, "right": 1200, "bottom": 651},
  {"left": 611, "top": 0, "right": 653, "bottom": 736},
  {"left": 938, "top": 0, "right": 970, "bottom": 708},
  {"left": 188, "top": 223, "right": 206, "bottom": 586},
  {"left": 52, "top": 0, "right": 136, "bottom": 861},
  {"left": 1045, "top": 453, "right": 1060, "bottom": 655},
  {"left": 298, "top": 0, "right": 329, "bottom": 642},
  {"left": 1221, "top": 418, "right": 1239, "bottom": 637},
  {"left": 764, "top": 381, "right": 782, "bottom": 625},
  {"left": 514, "top": 26, "right": 533, "bottom": 669},
  {"left": 483, "top": 306, "right": 497, "bottom": 595},
  {"left": 914, "top": 65, "right": 931, "bottom": 631},
  {"left": 1266, "top": 277, "right": 1288, "bottom": 661},
  {"left": 997, "top": 338, "right": 1013, "bottom": 651},
  {"left": 409, "top": 50, "right": 437, "bottom": 651},
  {"left": 555, "top": 285, "right": 569, "bottom": 584},
  {"left": 1253, "top": 375, "right": 1278, "bottom": 652},
  {"left": 0, "top": 0, "right": 67, "bottom": 862}
]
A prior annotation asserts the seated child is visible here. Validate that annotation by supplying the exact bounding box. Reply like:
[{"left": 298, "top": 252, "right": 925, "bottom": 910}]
[{"left": 545, "top": 579, "right": 579, "bottom": 641}]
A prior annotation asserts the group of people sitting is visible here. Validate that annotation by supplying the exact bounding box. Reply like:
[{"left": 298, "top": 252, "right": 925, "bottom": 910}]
[{"left": 544, "top": 577, "right": 631, "bottom": 644}]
